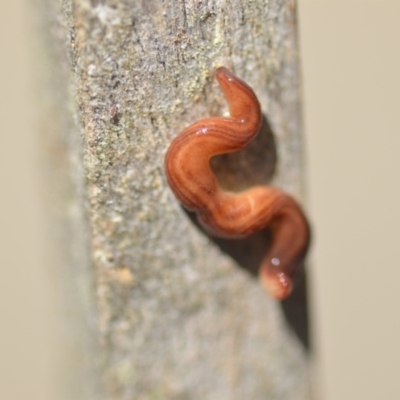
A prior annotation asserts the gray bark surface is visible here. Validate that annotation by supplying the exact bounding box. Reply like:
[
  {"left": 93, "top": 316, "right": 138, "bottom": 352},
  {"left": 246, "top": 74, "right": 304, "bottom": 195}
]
[{"left": 36, "top": 0, "right": 311, "bottom": 399}]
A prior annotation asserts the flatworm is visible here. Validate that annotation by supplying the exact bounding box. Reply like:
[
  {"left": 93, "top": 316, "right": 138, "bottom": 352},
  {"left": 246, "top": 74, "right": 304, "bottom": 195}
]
[{"left": 165, "top": 67, "right": 310, "bottom": 300}]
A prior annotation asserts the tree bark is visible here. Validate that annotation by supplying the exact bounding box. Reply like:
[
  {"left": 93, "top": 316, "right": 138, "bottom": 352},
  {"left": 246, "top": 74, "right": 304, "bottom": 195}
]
[{"left": 36, "top": 0, "right": 311, "bottom": 399}]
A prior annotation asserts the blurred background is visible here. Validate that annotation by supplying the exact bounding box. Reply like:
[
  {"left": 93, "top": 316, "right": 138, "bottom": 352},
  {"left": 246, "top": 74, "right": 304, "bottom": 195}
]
[{"left": 1, "top": 0, "right": 399, "bottom": 399}]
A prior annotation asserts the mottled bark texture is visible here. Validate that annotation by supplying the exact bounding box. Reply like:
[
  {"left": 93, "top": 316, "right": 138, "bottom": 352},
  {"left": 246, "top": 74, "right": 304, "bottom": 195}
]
[{"left": 36, "top": 0, "right": 311, "bottom": 399}]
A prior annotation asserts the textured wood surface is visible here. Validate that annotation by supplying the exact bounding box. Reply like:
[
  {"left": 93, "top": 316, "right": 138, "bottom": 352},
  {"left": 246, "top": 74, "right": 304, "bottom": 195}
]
[{"left": 37, "top": 0, "right": 311, "bottom": 399}]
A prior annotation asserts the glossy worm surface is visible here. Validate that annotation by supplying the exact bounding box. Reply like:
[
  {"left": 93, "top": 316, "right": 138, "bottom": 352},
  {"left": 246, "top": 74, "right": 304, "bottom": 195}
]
[{"left": 165, "top": 67, "right": 310, "bottom": 300}]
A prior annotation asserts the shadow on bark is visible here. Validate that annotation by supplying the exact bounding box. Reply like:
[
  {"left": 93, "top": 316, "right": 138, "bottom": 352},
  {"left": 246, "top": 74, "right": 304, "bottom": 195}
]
[
  {"left": 185, "top": 213, "right": 310, "bottom": 350},
  {"left": 183, "top": 116, "right": 310, "bottom": 350}
]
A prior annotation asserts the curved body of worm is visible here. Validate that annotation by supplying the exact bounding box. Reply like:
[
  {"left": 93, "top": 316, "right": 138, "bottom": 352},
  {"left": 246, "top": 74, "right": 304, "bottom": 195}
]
[{"left": 164, "top": 67, "right": 310, "bottom": 300}]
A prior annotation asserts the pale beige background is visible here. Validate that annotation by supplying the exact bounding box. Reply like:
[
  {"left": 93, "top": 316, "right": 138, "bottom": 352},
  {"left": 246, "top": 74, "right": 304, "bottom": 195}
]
[{"left": 1, "top": 0, "right": 399, "bottom": 399}]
